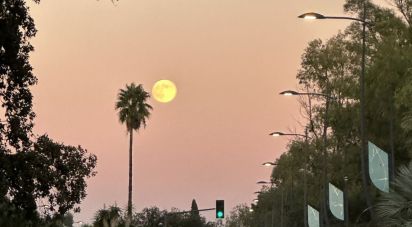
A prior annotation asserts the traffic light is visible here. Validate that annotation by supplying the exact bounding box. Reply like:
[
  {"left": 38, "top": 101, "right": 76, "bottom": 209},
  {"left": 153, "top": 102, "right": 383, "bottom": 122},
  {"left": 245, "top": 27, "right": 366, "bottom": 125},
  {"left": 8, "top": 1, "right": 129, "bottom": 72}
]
[{"left": 216, "top": 200, "right": 224, "bottom": 219}]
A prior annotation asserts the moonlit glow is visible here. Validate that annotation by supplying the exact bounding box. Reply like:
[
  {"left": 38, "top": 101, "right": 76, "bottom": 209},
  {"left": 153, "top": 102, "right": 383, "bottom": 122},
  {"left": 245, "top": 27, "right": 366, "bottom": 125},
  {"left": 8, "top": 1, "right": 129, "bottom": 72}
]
[{"left": 152, "top": 80, "right": 177, "bottom": 103}]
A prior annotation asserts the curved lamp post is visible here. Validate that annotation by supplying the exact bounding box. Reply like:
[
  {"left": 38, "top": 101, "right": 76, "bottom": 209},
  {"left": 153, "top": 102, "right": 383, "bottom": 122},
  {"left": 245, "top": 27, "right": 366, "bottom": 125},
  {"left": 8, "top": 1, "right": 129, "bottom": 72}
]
[
  {"left": 262, "top": 162, "right": 277, "bottom": 167},
  {"left": 257, "top": 180, "right": 283, "bottom": 227},
  {"left": 269, "top": 131, "right": 306, "bottom": 137},
  {"left": 257, "top": 180, "right": 274, "bottom": 185},
  {"left": 299, "top": 4, "right": 374, "bottom": 222},
  {"left": 270, "top": 129, "right": 309, "bottom": 227},
  {"left": 280, "top": 90, "right": 335, "bottom": 100},
  {"left": 298, "top": 12, "right": 368, "bottom": 24},
  {"left": 280, "top": 89, "right": 336, "bottom": 227}
]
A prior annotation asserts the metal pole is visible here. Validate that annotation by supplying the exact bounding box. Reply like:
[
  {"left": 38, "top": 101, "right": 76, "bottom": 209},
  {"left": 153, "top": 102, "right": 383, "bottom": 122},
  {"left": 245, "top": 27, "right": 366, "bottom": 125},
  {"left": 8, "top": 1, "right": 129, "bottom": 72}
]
[
  {"left": 344, "top": 176, "right": 349, "bottom": 227},
  {"left": 322, "top": 95, "right": 330, "bottom": 227},
  {"left": 359, "top": 0, "right": 374, "bottom": 219},
  {"left": 389, "top": 100, "right": 395, "bottom": 181},
  {"left": 281, "top": 189, "right": 284, "bottom": 227},
  {"left": 304, "top": 128, "right": 309, "bottom": 227},
  {"left": 272, "top": 200, "right": 275, "bottom": 227}
]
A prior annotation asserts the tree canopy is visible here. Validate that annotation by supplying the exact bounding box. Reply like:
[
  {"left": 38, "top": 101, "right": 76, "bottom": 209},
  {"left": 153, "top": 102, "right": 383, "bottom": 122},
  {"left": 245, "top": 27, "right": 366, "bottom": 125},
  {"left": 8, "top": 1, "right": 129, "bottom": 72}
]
[
  {"left": 0, "top": 0, "right": 97, "bottom": 225},
  {"left": 248, "top": 0, "right": 412, "bottom": 226}
]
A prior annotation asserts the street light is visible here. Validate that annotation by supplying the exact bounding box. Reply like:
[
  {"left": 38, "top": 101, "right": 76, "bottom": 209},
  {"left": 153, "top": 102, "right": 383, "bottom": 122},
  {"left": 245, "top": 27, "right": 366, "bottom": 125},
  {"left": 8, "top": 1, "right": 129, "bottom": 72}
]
[
  {"left": 299, "top": 3, "right": 374, "bottom": 221},
  {"left": 262, "top": 162, "right": 277, "bottom": 167},
  {"left": 298, "top": 12, "right": 325, "bottom": 20},
  {"left": 270, "top": 129, "right": 309, "bottom": 227},
  {"left": 280, "top": 90, "right": 335, "bottom": 100},
  {"left": 298, "top": 12, "right": 368, "bottom": 24},
  {"left": 269, "top": 131, "right": 306, "bottom": 138},
  {"left": 280, "top": 89, "right": 336, "bottom": 227},
  {"left": 257, "top": 181, "right": 273, "bottom": 185},
  {"left": 257, "top": 180, "right": 283, "bottom": 227}
]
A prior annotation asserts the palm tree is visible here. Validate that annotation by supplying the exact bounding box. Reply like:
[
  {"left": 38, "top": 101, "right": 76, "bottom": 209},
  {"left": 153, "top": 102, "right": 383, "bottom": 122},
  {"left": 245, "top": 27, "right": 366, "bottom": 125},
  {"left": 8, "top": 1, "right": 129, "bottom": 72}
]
[
  {"left": 375, "top": 162, "right": 412, "bottom": 226},
  {"left": 93, "top": 205, "right": 123, "bottom": 227},
  {"left": 115, "top": 83, "right": 152, "bottom": 224}
]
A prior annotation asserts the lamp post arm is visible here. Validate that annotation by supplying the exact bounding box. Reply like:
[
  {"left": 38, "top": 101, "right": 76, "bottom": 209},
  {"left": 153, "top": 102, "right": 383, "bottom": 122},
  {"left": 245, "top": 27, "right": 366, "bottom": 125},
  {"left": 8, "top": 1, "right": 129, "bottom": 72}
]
[
  {"left": 298, "top": 92, "right": 336, "bottom": 100},
  {"left": 323, "top": 16, "right": 369, "bottom": 24},
  {"left": 283, "top": 133, "right": 307, "bottom": 138}
]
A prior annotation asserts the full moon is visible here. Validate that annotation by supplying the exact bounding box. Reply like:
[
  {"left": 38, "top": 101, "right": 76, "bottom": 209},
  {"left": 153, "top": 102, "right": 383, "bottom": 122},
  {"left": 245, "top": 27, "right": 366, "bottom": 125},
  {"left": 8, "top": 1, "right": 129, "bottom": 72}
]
[{"left": 152, "top": 80, "right": 177, "bottom": 103}]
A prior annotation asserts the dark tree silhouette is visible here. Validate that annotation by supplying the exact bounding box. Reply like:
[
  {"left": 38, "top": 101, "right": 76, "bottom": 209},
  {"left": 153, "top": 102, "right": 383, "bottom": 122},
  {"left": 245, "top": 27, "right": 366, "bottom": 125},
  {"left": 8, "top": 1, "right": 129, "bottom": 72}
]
[{"left": 0, "top": 0, "right": 97, "bottom": 224}]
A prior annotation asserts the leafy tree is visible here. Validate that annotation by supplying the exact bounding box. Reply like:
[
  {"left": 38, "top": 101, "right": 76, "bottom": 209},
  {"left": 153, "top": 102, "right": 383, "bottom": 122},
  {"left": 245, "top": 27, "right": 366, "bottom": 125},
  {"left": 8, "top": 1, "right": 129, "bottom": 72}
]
[
  {"left": 115, "top": 83, "right": 152, "bottom": 224},
  {"left": 225, "top": 204, "right": 253, "bottom": 227},
  {"left": 0, "top": 0, "right": 97, "bottom": 224},
  {"left": 133, "top": 207, "right": 164, "bottom": 227},
  {"left": 62, "top": 213, "right": 74, "bottom": 227},
  {"left": 250, "top": 0, "right": 412, "bottom": 226},
  {"left": 32, "top": 135, "right": 97, "bottom": 214}
]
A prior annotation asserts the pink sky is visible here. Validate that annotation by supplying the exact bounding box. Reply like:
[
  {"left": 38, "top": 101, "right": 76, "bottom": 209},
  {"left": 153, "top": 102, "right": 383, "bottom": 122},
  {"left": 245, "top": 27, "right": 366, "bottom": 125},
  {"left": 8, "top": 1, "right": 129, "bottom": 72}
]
[{"left": 27, "top": 0, "right": 385, "bottom": 224}]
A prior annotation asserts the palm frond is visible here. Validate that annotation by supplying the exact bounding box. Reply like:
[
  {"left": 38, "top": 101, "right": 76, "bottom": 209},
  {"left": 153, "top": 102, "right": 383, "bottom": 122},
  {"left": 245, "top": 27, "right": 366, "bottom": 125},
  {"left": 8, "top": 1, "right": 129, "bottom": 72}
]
[
  {"left": 376, "top": 162, "right": 412, "bottom": 226},
  {"left": 115, "top": 83, "right": 152, "bottom": 132}
]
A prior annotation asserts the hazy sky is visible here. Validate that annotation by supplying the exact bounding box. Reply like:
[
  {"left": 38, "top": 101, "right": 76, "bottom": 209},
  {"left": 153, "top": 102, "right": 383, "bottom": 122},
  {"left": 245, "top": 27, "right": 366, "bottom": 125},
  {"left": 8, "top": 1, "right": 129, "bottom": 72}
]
[{"left": 27, "top": 0, "right": 386, "bottom": 224}]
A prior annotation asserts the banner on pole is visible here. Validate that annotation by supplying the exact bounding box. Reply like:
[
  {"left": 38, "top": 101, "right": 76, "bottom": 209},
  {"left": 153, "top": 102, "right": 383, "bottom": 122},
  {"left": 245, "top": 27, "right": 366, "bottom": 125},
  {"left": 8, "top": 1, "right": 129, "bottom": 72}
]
[
  {"left": 368, "top": 141, "right": 389, "bottom": 193},
  {"left": 328, "top": 183, "right": 344, "bottom": 220},
  {"left": 308, "top": 205, "right": 320, "bottom": 227}
]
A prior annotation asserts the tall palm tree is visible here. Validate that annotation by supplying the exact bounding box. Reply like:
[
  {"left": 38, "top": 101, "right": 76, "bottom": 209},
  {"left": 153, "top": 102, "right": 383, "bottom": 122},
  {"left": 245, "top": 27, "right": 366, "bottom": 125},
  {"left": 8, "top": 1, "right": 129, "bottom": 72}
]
[
  {"left": 115, "top": 83, "right": 152, "bottom": 224},
  {"left": 375, "top": 162, "right": 412, "bottom": 226}
]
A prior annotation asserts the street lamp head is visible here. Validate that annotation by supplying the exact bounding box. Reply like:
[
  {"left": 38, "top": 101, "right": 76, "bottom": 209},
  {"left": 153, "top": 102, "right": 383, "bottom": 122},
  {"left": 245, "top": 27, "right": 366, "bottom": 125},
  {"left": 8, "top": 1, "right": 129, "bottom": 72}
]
[
  {"left": 262, "top": 162, "right": 276, "bottom": 167},
  {"left": 269, "top": 131, "right": 284, "bottom": 137},
  {"left": 253, "top": 199, "right": 259, "bottom": 203},
  {"left": 254, "top": 191, "right": 262, "bottom": 194},
  {"left": 298, "top": 12, "right": 326, "bottom": 20},
  {"left": 279, "top": 90, "right": 299, "bottom": 96},
  {"left": 249, "top": 208, "right": 254, "bottom": 212},
  {"left": 257, "top": 181, "right": 272, "bottom": 184}
]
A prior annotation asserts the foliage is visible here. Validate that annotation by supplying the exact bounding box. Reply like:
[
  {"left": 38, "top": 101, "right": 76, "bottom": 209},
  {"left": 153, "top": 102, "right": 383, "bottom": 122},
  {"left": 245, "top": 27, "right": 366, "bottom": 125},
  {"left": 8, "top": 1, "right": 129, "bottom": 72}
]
[
  {"left": 225, "top": 204, "right": 253, "bottom": 227},
  {"left": 94, "top": 205, "right": 123, "bottom": 227},
  {"left": 115, "top": 83, "right": 152, "bottom": 133},
  {"left": 248, "top": 0, "right": 412, "bottom": 226},
  {"left": 376, "top": 162, "right": 412, "bottom": 226},
  {"left": 91, "top": 201, "right": 216, "bottom": 227},
  {"left": 0, "top": 0, "right": 97, "bottom": 224}
]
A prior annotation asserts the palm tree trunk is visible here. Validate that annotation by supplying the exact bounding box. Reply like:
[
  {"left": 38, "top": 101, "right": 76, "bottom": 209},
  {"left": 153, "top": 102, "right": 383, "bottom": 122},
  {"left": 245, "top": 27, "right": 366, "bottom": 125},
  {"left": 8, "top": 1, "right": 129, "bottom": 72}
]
[{"left": 128, "top": 129, "right": 133, "bottom": 224}]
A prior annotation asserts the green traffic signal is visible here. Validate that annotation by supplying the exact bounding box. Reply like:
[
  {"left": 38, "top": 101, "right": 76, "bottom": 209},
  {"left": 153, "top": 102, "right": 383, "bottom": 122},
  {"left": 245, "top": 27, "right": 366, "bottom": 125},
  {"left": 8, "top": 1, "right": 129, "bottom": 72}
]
[
  {"left": 216, "top": 200, "right": 224, "bottom": 219},
  {"left": 217, "top": 211, "right": 224, "bottom": 218}
]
